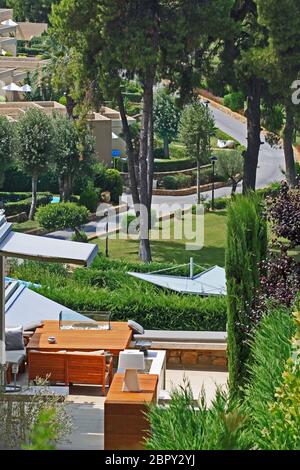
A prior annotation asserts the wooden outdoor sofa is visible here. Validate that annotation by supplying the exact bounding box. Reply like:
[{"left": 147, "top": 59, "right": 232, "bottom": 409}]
[{"left": 28, "top": 350, "right": 113, "bottom": 395}]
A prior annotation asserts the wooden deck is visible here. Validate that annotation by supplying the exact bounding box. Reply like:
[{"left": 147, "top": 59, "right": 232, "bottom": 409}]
[{"left": 27, "top": 320, "right": 132, "bottom": 356}]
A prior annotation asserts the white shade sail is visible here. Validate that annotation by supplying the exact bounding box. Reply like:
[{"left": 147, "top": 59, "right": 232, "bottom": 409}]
[
  {"left": 20, "top": 84, "right": 32, "bottom": 93},
  {"left": 2, "top": 82, "right": 22, "bottom": 92},
  {"left": 1, "top": 19, "right": 18, "bottom": 27},
  {"left": 128, "top": 265, "right": 227, "bottom": 296}
]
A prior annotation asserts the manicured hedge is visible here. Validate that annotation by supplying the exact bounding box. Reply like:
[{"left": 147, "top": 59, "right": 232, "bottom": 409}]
[
  {"left": 10, "top": 258, "right": 227, "bottom": 331},
  {"left": 3, "top": 192, "right": 53, "bottom": 216},
  {"left": 117, "top": 157, "right": 197, "bottom": 173},
  {"left": 162, "top": 174, "right": 192, "bottom": 189}
]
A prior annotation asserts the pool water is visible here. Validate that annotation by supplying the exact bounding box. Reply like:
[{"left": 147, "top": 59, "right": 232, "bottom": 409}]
[{"left": 51, "top": 196, "right": 60, "bottom": 203}]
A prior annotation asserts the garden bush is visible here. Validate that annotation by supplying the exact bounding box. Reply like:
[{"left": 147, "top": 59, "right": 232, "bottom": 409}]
[
  {"left": 116, "top": 157, "right": 197, "bottom": 173},
  {"left": 94, "top": 165, "right": 123, "bottom": 204},
  {"left": 162, "top": 174, "right": 192, "bottom": 189},
  {"left": 3, "top": 192, "right": 52, "bottom": 216},
  {"left": 223, "top": 91, "right": 245, "bottom": 112},
  {"left": 79, "top": 183, "right": 99, "bottom": 213},
  {"left": 36, "top": 202, "right": 89, "bottom": 232}
]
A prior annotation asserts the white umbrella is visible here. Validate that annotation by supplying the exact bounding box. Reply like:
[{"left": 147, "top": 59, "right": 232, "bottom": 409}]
[
  {"left": 20, "top": 84, "right": 32, "bottom": 93},
  {"left": 1, "top": 19, "right": 18, "bottom": 27},
  {"left": 112, "top": 132, "right": 118, "bottom": 139},
  {"left": 2, "top": 82, "right": 22, "bottom": 92}
]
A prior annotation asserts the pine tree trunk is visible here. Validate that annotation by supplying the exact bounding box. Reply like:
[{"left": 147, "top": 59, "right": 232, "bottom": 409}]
[
  {"left": 163, "top": 135, "right": 169, "bottom": 158},
  {"left": 197, "top": 160, "right": 201, "bottom": 204},
  {"left": 139, "top": 69, "right": 154, "bottom": 263},
  {"left": 283, "top": 103, "right": 297, "bottom": 188},
  {"left": 117, "top": 90, "right": 140, "bottom": 207},
  {"left": 243, "top": 78, "right": 261, "bottom": 193},
  {"left": 66, "top": 95, "right": 75, "bottom": 119},
  {"left": 58, "top": 176, "right": 64, "bottom": 201},
  {"left": 29, "top": 175, "right": 38, "bottom": 220}
]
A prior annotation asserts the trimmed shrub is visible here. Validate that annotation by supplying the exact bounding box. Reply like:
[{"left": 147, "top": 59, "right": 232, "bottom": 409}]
[
  {"left": 3, "top": 193, "right": 52, "bottom": 216},
  {"left": 162, "top": 174, "right": 192, "bottom": 189},
  {"left": 36, "top": 202, "right": 89, "bottom": 232},
  {"left": 154, "top": 148, "right": 167, "bottom": 159},
  {"left": 79, "top": 183, "right": 99, "bottom": 213}
]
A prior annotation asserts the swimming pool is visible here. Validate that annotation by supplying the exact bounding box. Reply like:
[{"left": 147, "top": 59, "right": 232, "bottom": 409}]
[{"left": 51, "top": 196, "right": 60, "bottom": 203}]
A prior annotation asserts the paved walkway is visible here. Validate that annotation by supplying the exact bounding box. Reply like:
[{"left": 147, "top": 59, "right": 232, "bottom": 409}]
[{"left": 58, "top": 367, "right": 228, "bottom": 450}]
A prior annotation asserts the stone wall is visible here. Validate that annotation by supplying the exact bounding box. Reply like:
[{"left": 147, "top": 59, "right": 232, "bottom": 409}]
[{"left": 156, "top": 348, "right": 227, "bottom": 369}]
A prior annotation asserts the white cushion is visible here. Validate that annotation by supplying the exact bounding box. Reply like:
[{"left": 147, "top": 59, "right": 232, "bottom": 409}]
[{"left": 127, "top": 320, "right": 144, "bottom": 335}]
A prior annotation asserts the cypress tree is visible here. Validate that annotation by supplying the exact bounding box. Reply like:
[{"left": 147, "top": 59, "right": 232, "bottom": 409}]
[{"left": 226, "top": 194, "right": 267, "bottom": 394}]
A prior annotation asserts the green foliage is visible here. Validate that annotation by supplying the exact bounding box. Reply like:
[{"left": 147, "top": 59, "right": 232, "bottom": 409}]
[
  {"left": 223, "top": 91, "right": 245, "bottom": 112},
  {"left": 162, "top": 174, "right": 192, "bottom": 190},
  {"left": 10, "top": 259, "right": 227, "bottom": 331},
  {"left": 71, "top": 230, "right": 88, "bottom": 243},
  {"left": 22, "top": 409, "right": 57, "bottom": 450},
  {"left": 53, "top": 113, "right": 95, "bottom": 200},
  {"left": 0, "top": 378, "right": 71, "bottom": 449},
  {"left": 262, "top": 311, "right": 300, "bottom": 450},
  {"left": 241, "top": 307, "right": 295, "bottom": 449},
  {"left": 146, "top": 381, "right": 244, "bottom": 450},
  {"left": 93, "top": 164, "right": 123, "bottom": 204},
  {"left": 179, "top": 101, "right": 215, "bottom": 164},
  {"left": 4, "top": 193, "right": 52, "bottom": 217},
  {"left": 36, "top": 202, "right": 89, "bottom": 232},
  {"left": 0, "top": 116, "right": 13, "bottom": 188},
  {"left": 117, "top": 157, "right": 197, "bottom": 173},
  {"left": 226, "top": 194, "right": 268, "bottom": 393},
  {"left": 215, "top": 150, "right": 244, "bottom": 194},
  {"left": 14, "top": 108, "right": 55, "bottom": 178},
  {"left": 2, "top": 165, "right": 59, "bottom": 193},
  {"left": 7, "top": 0, "right": 59, "bottom": 22},
  {"left": 79, "top": 182, "right": 99, "bottom": 213},
  {"left": 154, "top": 88, "right": 181, "bottom": 150}
]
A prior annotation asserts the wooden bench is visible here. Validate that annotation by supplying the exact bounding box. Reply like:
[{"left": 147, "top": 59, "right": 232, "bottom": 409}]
[{"left": 28, "top": 350, "right": 113, "bottom": 395}]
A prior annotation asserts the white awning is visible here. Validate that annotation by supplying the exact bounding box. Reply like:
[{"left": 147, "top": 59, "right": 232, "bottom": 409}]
[
  {"left": 0, "top": 228, "right": 97, "bottom": 266},
  {"left": 128, "top": 265, "right": 226, "bottom": 296}
]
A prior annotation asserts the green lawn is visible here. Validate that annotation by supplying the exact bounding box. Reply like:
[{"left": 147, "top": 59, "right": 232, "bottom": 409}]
[
  {"left": 12, "top": 219, "right": 40, "bottom": 233},
  {"left": 93, "top": 210, "right": 227, "bottom": 266}
]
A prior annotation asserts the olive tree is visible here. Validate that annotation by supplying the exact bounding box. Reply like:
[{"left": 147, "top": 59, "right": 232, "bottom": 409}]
[
  {"left": 52, "top": 114, "right": 95, "bottom": 202},
  {"left": 179, "top": 101, "right": 215, "bottom": 203},
  {"left": 216, "top": 150, "right": 244, "bottom": 196},
  {"left": 14, "top": 108, "right": 55, "bottom": 219}
]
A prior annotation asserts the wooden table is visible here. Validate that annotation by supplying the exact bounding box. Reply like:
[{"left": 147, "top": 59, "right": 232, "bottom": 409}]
[
  {"left": 27, "top": 320, "right": 132, "bottom": 356},
  {"left": 104, "top": 373, "right": 158, "bottom": 450}
]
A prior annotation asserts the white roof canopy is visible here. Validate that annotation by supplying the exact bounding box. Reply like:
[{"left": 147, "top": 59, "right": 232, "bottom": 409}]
[
  {"left": 0, "top": 217, "right": 97, "bottom": 266},
  {"left": 2, "top": 82, "right": 22, "bottom": 92},
  {"left": 128, "top": 265, "right": 227, "bottom": 296}
]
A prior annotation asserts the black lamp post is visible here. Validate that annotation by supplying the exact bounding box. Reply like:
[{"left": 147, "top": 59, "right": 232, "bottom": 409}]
[
  {"left": 210, "top": 156, "right": 218, "bottom": 210},
  {"left": 104, "top": 210, "right": 109, "bottom": 257}
]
